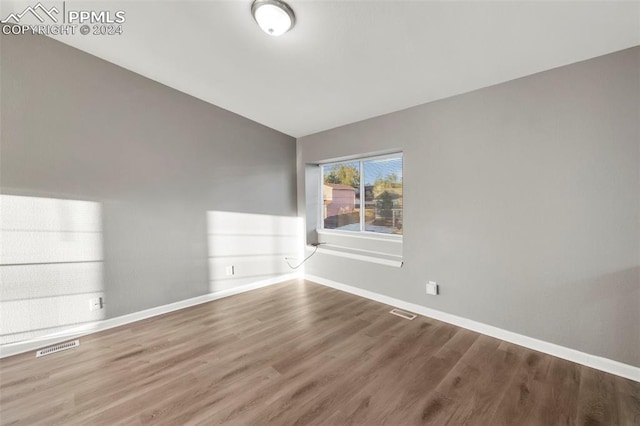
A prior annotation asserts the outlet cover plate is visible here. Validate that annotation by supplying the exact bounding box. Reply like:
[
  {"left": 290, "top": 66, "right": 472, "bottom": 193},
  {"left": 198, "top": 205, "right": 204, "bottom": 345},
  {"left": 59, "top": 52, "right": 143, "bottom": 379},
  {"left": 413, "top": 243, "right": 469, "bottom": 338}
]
[
  {"left": 89, "top": 297, "right": 103, "bottom": 311},
  {"left": 426, "top": 281, "right": 438, "bottom": 296}
]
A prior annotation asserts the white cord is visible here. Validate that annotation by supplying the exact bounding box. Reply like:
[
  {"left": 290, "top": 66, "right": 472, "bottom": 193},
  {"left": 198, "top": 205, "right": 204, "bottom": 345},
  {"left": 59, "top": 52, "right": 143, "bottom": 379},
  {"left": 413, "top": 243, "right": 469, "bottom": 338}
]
[{"left": 285, "top": 244, "right": 323, "bottom": 269}]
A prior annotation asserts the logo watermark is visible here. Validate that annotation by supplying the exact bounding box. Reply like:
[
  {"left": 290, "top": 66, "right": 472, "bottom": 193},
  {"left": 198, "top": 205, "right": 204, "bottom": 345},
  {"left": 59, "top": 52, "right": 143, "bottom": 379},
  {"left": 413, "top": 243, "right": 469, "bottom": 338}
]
[{"left": 1, "top": 1, "right": 126, "bottom": 36}]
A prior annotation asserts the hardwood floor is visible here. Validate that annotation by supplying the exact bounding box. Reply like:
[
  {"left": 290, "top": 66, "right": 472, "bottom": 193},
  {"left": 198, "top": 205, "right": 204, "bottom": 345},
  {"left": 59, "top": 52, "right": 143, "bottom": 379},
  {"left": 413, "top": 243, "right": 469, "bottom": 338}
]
[{"left": 1, "top": 279, "right": 638, "bottom": 425}]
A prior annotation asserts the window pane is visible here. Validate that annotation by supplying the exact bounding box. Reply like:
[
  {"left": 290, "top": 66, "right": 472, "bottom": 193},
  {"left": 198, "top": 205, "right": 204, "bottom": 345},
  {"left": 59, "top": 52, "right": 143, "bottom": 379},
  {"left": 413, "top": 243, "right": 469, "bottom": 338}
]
[
  {"left": 364, "top": 157, "right": 403, "bottom": 235},
  {"left": 322, "top": 161, "right": 360, "bottom": 231}
]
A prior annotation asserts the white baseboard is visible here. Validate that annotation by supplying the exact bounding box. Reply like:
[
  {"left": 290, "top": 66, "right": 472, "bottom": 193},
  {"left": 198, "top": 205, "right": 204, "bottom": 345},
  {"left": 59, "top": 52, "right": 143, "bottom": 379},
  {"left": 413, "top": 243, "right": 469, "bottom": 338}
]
[
  {"left": 0, "top": 273, "right": 300, "bottom": 359},
  {"left": 4, "top": 271, "right": 637, "bottom": 382},
  {"left": 305, "top": 274, "right": 640, "bottom": 383}
]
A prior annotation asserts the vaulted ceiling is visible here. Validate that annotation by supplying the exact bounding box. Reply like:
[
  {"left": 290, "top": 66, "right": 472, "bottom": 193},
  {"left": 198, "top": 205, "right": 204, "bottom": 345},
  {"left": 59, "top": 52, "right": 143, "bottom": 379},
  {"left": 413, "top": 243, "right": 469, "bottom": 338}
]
[{"left": 3, "top": 0, "right": 639, "bottom": 137}]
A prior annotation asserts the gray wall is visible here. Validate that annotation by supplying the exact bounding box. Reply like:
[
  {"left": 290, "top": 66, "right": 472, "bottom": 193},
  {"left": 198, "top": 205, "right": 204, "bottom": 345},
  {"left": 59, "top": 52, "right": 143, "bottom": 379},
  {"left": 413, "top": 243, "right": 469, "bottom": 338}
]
[
  {"left": 0, "top": 31, "right": 296, "bottom": 342},
  {"left": 297, "top": 47, "right": 640, "bottom": 367}
]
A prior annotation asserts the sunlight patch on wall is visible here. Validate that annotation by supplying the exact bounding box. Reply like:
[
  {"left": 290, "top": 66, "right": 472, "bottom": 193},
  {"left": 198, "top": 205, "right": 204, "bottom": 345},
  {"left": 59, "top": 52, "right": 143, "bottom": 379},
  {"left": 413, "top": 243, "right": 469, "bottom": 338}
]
[
  {"left": 0, "top": 195, "right": 105, "bottom": 345},
  {"left": 207, "top": 211, "right": 302, "bottom": 292}
]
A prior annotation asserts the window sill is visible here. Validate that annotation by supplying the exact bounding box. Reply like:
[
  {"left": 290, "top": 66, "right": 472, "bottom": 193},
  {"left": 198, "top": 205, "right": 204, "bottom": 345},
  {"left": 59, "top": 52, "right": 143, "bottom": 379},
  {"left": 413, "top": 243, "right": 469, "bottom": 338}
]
[
  {"left": 307, "top": 244, "right": 403, "bottom": 268},
  {"left": 317, "top": 229, "right": 402, "bottom": 242}
]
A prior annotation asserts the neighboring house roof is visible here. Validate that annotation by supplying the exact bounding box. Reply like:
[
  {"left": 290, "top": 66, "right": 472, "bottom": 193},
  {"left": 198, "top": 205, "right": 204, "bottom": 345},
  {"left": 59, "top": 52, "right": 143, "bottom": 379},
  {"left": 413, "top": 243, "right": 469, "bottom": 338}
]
[{"left": 324, "top": 183, "right": 356, "bottom": 191}]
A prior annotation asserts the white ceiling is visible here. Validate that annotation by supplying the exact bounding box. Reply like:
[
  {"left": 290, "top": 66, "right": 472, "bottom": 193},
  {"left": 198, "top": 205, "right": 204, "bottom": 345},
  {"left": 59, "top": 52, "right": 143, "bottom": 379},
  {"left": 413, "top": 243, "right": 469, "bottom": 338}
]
[{"left": 3, "top": 1, "right": 640, "bottom": 137}]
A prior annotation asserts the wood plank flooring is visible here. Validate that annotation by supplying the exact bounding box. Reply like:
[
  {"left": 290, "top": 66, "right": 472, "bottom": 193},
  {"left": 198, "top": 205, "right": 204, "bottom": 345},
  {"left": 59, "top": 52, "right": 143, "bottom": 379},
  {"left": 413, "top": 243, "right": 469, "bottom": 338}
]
[{"left": 1, "top": 279, "right": 638, "bottom": 425}]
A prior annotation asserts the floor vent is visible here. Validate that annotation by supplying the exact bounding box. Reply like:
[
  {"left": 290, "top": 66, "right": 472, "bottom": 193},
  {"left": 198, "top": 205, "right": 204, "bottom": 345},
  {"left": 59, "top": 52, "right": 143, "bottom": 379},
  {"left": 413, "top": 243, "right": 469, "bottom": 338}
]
[
  {"left": 390, "top": 308, "right": 417, "bottom": 320},
  {"left": 36, "top": 340, "right": 80, "bottom": 358}
]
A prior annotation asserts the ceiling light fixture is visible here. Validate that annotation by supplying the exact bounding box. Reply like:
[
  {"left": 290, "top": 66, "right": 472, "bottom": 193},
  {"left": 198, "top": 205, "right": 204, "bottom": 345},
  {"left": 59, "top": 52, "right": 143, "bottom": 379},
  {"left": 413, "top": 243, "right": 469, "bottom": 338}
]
[{"left": 251, "top": 0, "right": 295, "bottom": 36}]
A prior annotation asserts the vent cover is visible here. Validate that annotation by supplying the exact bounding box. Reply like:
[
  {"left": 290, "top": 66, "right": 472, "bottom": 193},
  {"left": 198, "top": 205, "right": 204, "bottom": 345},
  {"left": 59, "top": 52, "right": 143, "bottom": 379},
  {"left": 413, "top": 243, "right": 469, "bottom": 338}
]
[
  {"left": 389, "top": 308, "right": 417, "bottom": 320},
  {"left": 36, "top": 340, "right": 80, "bottom": 358}
]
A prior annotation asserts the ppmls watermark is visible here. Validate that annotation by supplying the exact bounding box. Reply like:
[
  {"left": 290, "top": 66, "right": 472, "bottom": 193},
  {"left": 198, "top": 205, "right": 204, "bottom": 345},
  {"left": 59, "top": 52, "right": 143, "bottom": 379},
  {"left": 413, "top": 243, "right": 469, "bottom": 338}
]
[{"left": 1, "top": 2, "right": 126, "bottom": 36}]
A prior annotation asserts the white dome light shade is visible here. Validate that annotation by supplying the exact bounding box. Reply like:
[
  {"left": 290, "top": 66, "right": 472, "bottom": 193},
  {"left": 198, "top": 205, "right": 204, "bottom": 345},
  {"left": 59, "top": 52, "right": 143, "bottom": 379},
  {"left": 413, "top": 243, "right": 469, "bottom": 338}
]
[{"left": 251, "top": 0, "right": 295, "bottom": 36}]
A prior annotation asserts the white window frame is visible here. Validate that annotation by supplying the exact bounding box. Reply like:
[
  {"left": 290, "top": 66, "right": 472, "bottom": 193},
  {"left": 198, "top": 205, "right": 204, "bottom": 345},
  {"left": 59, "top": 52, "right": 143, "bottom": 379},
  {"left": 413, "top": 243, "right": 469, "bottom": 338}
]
[{"left": 319, "top": 152, "right": 403, "bottom": 240}]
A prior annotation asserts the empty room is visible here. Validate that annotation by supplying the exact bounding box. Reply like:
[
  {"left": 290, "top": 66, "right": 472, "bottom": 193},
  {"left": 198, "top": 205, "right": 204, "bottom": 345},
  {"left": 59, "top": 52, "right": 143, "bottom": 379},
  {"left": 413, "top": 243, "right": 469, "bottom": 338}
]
[{"left": 0, "top": 0, "right": 639, "bottom": 424}]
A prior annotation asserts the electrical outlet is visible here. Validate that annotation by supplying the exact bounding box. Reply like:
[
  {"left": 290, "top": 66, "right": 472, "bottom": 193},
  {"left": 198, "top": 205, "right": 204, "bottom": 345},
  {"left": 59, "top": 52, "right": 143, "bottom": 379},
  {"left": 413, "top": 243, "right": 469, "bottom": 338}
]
[
  {"left": 226, "top": 265, "right": 235, "bottom": 276},
  {"left": 426, "top": 281, "right": 438, "bottom": 296},
  {"left": 89, "top": 297, "right": 103, "bottom": 311}
]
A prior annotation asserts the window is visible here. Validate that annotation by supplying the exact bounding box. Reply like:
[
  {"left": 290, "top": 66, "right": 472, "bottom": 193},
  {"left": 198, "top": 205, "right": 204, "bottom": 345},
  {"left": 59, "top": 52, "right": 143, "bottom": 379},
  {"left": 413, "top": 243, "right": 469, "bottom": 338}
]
[{"left": 321, "top": 154, "right": 403, "bottom": 236}]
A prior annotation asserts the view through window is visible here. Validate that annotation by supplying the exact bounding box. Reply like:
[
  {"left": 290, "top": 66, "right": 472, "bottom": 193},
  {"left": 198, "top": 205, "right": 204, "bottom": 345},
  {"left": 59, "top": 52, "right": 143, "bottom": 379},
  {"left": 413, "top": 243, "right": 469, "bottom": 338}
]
[{"left": 321, "top": 154, "right": 403, "bottom": 235}]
